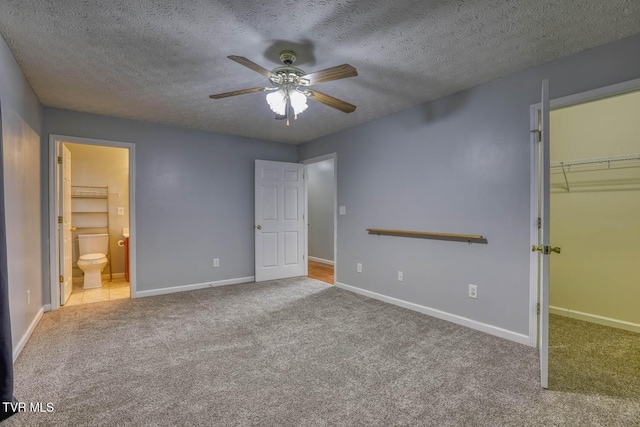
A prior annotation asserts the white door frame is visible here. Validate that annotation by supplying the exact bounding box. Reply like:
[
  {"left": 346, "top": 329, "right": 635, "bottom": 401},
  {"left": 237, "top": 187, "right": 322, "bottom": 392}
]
[
  {"left": 48, "top": 134, "right": 137, "bottom": 310},
  {"left": 301, "top": 153, "right": 337, "bottom": 280},
  {"left": 528, "top": 77, "right": 640, "bottom": 346}
]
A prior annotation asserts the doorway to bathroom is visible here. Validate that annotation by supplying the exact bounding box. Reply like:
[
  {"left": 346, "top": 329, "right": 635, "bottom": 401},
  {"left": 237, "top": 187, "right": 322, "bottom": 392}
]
[
  {"left": 49, "top": 135, "right": 136, "bottom": 310},
  {"left": 303, "top": 154, "right": 337, "bottom": 285}
]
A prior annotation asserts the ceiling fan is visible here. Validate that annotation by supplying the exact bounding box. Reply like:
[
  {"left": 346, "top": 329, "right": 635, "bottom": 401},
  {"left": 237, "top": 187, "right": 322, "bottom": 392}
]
[{"left": 209, "top": 50, "right": 358, "bottom": 126}]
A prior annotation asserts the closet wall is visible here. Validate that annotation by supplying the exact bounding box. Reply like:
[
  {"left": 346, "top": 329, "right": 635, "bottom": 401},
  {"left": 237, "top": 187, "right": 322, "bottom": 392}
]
[{"left": 549, "top": 90, "right": 640, "bottom": 326}]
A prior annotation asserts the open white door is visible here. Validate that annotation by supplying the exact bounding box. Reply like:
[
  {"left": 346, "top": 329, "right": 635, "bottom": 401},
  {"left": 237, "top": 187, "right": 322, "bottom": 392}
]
[
  {"left": 537, "top": 79, "right": 551, "bottom": 389},
  {"left": 59, "top": 144, "right": 73, "bottom": 305},
  {"left": 255, "top": 160, "right": 305, "bottom": 282}
]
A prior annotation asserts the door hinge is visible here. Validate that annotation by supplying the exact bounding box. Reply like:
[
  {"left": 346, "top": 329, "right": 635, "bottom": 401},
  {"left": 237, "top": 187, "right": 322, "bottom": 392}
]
[
  {"left": 58, "top": 216, "right": 63, "bottom": 224},
  {"left": 57, "top": 156, "right": 62, "bottom": 164},
  {"left": 537, "top": 217, "right": 541, "bottom": 229},
  {"left": 530, "top": 129, "right": 541, "bottom": 142},
  {"left": 59, "top": 275, "right": 64, "bottom": 283},
  {"left": 537, "top": 303, "right": 540, "bottom": 315}
]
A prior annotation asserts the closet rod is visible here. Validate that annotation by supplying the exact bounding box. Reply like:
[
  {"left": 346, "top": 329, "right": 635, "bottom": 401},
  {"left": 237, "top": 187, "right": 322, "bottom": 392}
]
[{"left": 551, "top": 153, "right": 640, "bottom": 169}]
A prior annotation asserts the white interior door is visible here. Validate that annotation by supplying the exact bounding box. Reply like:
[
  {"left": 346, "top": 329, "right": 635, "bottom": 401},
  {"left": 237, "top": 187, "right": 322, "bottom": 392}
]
[
  {"left": 538, "top": 79, "right": 551, "bottom": 389},
  {"left": 255, "top": 160, "right": 305, "bottom": 282},
  {"left": 59, "top": 144, "right": 73, "bottom": 305}
]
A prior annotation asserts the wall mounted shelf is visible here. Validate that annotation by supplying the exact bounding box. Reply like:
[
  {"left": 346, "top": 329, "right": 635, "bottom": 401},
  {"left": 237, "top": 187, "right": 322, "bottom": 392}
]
[
  {"left": 551, "top": 153, "right": 640, "bottom": 192},
  {"left": 366, "top": 228, "right": 487, "bottom": 244},
  {"left": 71, "top": 185, "right": 112, "bottom": 279}
]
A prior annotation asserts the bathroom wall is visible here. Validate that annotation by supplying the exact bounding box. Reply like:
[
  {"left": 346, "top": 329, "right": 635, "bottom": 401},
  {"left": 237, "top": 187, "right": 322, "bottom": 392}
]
[
  {"left": 549, "top": 90, "right": 640, "bottom": 326},
  {"left": 307, "top": 159, "right": 334, "bottom": 263},
  {"left": 65, "top": 142, "right": 129, "bottom": 278}
]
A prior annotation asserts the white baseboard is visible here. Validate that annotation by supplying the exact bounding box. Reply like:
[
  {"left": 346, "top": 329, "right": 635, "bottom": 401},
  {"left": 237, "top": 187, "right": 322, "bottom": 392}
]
[
  {"left": 335, "top": 282, "right": 531, "bottom": 346},
  {"left": 43, "top": 304, "right": 52, "bottom": 312},
  {"left": 13, "top": 306, "right": 45, "bottom": 362},
  {"left": 134, "top": 276, "right": 255, "bottom": 298},
  {"left": 308, "top": 256, "right": 334, "bottom": 266},
  {"left": 550, "top": 305, "right": 640, "bottom": 333}
]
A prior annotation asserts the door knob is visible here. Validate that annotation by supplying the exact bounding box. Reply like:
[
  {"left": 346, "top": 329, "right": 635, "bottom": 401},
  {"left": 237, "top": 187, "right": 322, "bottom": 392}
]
[
  {"left": 256, "top": 225, "right": 262, "bottom": 230},
  {"left": 532, "top": 245, "right": 561, "bottom": 254}
]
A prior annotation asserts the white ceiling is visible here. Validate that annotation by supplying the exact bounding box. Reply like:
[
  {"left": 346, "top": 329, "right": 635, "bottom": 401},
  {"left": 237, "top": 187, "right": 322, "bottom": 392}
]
[{"left": 1, "top": 1, "right": 639, "bottom": 144}]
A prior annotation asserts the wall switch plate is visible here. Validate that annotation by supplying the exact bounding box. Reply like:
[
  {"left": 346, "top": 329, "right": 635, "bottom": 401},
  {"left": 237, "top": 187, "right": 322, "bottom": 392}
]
[
  {"left": 117, "top": 207, "right": 125, "bottom": 216},
  {"left": 397, "top": 271, "right": 404, "bottom": 281},
  {"left": 339, "top": 206, "right": 346, "bottom": 215},
  {"left": 27, "top": 290, "right": 30, "bottom": 305},
  {"left": 356, "top": 262, "right": 362, "bottom": 273},
  {"left": 213, "top": 258, "right": 220, "bottom": 267},
  {"left": 469, "top": 284, "right": 478, "bottom": 299}
]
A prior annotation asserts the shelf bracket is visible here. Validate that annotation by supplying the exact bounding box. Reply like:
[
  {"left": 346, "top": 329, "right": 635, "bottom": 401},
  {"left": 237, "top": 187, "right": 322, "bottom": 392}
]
[{"left": 560, "top": 163, "right": 570, "bottom": 192}]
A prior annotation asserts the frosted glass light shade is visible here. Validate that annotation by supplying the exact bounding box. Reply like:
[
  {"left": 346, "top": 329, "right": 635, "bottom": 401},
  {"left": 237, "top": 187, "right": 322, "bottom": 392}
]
[
  {"left": 266, "top": 90, "right": 286, "bottom": 115},
  {"left": 290, "top": 90, "right": 308, "bottom": 115}
]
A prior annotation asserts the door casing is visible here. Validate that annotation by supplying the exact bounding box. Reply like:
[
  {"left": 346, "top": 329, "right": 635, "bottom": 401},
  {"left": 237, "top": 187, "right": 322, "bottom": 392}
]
[
  {"left": 48, "top": 134, "right": 136, "bottom": 310},
  {"left": 528, "top": 77, "right": 640, "bottom": 353},
  {"left": 301, "top": 153, "right": 338, "bottom": 280}
]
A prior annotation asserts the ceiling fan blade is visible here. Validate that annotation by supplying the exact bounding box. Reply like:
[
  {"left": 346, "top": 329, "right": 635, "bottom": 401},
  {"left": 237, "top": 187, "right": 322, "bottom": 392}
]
[
  {"left": 228, "top": 55, "right": 273, "bottom": 79},
  {"left": 299, "top": 64, "right": 358, "bottom": 86},
  {"left": 304, "top": 89, "right": 356, "bottom": 113},
  {"left": 209, "top": 87, "right": 267, "bottom": 99}
]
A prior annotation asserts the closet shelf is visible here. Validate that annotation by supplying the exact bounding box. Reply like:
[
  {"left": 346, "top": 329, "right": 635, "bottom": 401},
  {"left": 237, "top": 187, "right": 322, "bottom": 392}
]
[
  {"left": 551, "top": 153, "right": 640, "bottom": 169},
  {"left": 366, "top": 228, "right": 487, "bottom": 244},
  {"left": 551, "top": 153, "right": 640, "bottom": 191}
]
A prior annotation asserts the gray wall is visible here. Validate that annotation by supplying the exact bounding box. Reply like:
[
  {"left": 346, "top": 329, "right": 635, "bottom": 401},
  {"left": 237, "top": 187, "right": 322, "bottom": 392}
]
[
  {"left": 0, "top": 35, "right": 44, "bottom": 354},
  {"left": 307, "top": 159, "right": 334, "bottom": 262},
  {"left": 42, "top": 109, "right": 297, "bottom": 295},
  {"left": 298, "top": 33, "right": 640, "bottom": 337}
]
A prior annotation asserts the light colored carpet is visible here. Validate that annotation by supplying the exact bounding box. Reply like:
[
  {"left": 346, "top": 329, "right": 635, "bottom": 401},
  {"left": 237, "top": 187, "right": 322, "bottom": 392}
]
[
  {"left": 549, "top": 314, "right": 640, "bottom": 399},
  {"left": 5, "top": 277, "right": 640, "bottom": 426}
]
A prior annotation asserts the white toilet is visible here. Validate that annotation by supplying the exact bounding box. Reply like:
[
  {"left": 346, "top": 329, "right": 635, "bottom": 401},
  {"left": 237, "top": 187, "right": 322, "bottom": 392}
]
[{"left": 77, "top": 234, "right": 109, "bottom": 289}]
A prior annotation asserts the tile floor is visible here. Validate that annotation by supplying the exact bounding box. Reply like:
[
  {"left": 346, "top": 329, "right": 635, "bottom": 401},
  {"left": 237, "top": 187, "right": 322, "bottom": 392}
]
[{"left": 65, "top": 278, "right": 130, "bottom": 306}]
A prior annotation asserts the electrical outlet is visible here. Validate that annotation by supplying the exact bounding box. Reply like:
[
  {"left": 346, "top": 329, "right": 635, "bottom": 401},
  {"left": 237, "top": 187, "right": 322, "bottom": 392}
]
[
  {"left": 117, "top": 207, "right": 125, "bottom": 216},
  {"left": 469, "top": 284, "right": 478, "bottom": 299},
  {"left": 356, "top": 262, "right": 362, "bottom": 273},
  {"left": 27, "top": 290, "right": 30, "bottom": 305},
  {"left": 397, "top": 271, "right": 404, "bottom": 281},
  {"left": 339, "top": 206, "right": 346, "bottom": 215},
  {"left": 213, "top": 258, "right": 220, "bottom": 267}
]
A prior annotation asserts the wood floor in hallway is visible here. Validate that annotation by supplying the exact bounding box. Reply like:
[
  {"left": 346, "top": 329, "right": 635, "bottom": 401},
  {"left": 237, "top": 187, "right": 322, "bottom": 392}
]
[{"left": 308, "top": 259, "right": 334, "bottom": 285}]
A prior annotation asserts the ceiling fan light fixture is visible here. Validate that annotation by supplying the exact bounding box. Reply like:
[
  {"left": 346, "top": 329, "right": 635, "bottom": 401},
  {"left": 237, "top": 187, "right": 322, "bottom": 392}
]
[
  {"left": 210, "top": 51, "right": 357, "bottom": 125},
  {"left": 266, "top": 90, "right": 286, "bottom": 115}
]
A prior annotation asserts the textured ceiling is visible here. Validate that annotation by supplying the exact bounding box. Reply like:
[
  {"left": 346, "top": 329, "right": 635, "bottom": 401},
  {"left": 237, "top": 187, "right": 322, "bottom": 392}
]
[{"left": 1, "top": 1, "right": 639, "bottom": 144}]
